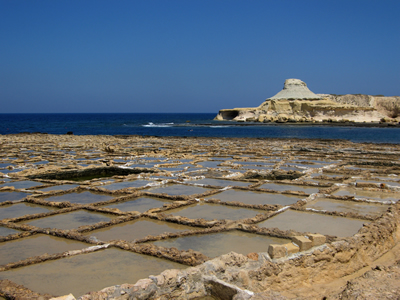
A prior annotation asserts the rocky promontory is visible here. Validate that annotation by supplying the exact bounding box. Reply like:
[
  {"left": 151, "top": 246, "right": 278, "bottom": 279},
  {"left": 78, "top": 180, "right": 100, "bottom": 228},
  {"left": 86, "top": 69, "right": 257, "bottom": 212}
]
[{"left": 215, "top": 79, "right": 400, "bottom": 124}]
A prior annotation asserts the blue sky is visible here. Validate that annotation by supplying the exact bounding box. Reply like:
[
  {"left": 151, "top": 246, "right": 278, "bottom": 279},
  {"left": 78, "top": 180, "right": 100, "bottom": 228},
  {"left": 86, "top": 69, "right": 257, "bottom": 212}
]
[{"left": 1, "top": 0, "right": 399, "bottom": 113}]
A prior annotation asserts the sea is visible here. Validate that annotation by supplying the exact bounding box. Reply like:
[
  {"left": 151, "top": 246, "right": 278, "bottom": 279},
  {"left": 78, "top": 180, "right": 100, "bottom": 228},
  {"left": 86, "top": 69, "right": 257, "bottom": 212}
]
[{"left": 0, "top": 113, "right": 399, "bottom": 144}]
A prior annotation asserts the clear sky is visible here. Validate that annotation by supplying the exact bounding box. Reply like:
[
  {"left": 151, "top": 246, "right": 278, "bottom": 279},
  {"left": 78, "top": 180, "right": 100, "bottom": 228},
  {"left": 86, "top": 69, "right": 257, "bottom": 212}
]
[{"left": 1, "top": 0, "right": 399, "bottom": 113}]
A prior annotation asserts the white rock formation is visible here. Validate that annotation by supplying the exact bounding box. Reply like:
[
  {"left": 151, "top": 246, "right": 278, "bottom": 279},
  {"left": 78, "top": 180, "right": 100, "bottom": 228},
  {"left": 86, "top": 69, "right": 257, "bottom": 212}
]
[
  {"left": 269, "top": 78, "right": 321, "bottom": 100},
  {"left": 215, "top": 78, "right": 400, "bottom": 123}
]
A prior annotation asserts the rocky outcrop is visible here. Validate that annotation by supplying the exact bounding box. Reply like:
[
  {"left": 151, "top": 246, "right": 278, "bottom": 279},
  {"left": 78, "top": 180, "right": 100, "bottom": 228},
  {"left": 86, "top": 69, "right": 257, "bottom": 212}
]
[
  {"left": 269, "top": 78, "right": 321, "bottom": 100},
  {"left": 215, "top": 79, "right": 400, "bottom": 123}
]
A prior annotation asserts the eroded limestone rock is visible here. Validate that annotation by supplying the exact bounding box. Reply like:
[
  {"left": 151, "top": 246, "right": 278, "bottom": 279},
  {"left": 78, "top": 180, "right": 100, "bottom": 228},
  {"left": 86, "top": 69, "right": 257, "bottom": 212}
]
[{"left": 215, "top": 78, "right": 400, "bottom": 123}]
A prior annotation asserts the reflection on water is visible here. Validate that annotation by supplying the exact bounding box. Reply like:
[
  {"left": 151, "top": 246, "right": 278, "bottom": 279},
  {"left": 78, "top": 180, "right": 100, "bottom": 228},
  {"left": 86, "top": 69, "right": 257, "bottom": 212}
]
[
  {"left": 0, "top": 226, "right": 20, "bottom": 237},
  {"left": 0, "top": 234, "right": 88, "bottom": 266},
  {"left": 0, "top": 192, "right": 31, "bottom": 203},
  {"left": 83, "top": 218, "right": 193, "bottom": 242},
  {"left": 166, "top": 202, "right": 264, "bottom": 221},
  {"left": 151, "top": 230, "right": 287, "bottom": 258},
  {"left": 333, "top": 187, "right": 400, "bottom": 201},
  {"left": 21, "top": 210, "right": 115, "bottom": 230},
  {"left": 42, "top": 191, "right": 114, "bottom": 204},
  {"left": 0, "top": 202, "right": 57, "bottom": 220},
  {"left": 103, "top": 196, "right": 169, "bottom": 213},
  {"left": 206, "top": 189, "right": 300, "bottom": 205},
  {"left": 0, "top": 181, "right": 43, "bottom": 189},
  {"left": 0, "top": 248, "right": 185, "bottom": 297},
  {"left": 259, "top": 210, "right": 366, "bottom": 237},
  {"left": 187, "top": 178, "right": 250, "bottom": 187},
  {"left": 147, "top": 184, "right": 211, "bottom": 195},
  {"left": 259, "top": 183, "right": 320, "bottom": 194},
  {"left": 305, "top": 198, "right": 388, "bottom": 216}
]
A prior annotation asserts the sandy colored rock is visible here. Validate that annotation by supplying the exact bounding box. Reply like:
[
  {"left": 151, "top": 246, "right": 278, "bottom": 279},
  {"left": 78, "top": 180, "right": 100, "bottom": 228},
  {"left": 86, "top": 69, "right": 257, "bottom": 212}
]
[
  {"left": 215, "top": 78, "right": 400, "bottom": 123},
  {"left": 284, "top": 242, "right": 300, "bottom": 255},
  {"left": 308, "top": 233, "right": 326, "bottom": 246},
  {"left": 292, "top": 236, "right": 312, "bottom": 251},
  {"left": 268, "top": 244, "right": 287, "bottom": 259}
]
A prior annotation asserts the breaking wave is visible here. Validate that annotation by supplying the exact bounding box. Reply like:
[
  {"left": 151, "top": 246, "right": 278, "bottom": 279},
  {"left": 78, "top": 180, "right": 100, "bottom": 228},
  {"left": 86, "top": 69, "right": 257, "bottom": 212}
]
[{"left": 142, "top": 122, "right": 174, "bottom": 128}]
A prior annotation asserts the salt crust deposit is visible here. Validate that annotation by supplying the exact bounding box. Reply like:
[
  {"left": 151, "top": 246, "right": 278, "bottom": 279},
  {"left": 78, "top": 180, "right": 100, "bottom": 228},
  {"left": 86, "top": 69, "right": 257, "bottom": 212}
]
[
  {"left": 215, "top": 78, "right": 400, "bottom": 123},
  {"left": 0, "top": 134, "right": 399, "bottom": 299}
]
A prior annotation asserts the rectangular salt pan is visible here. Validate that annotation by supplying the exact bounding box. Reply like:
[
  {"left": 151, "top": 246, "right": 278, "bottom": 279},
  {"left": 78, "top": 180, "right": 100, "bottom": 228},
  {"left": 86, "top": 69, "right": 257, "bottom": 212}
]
[
  {"left": 42, "top": 191, "right": 115, "bottom": 204},
  {"left": 103, "top": 196, "right": 169, "bottom": 213},
  {"left": 0, "top": 202, "right": 57, "bottom": 220},
  {"left": 151, "top": 230, "right": 288, "bottom": 258},
  {"left": 83, "top": 218, "right": 193, "bottom": 242},
  {"left": 258, "top": 210, "right": 366, "bottom": 237},
  {"left": 259, "top": 183, "right": 320, "bottom": 194},
  {"left": 305, "top": 198, "right": 388, "bottom": 216},
  {"left": 0, "top": 234, "right": 89, "bottom": 266},
  {"left": 102, "top": 180, "right": 154, "bottom": 190},
  {"left": 165, "top": 202, "right": 264, "bottom": 221},
  {"left": 207, "top": 189, "right": 300, "bottom": 206},
  {"left": 0, "top": 192, "right": 31, "bottom": 203},
  {"left": 0, "top": 226, "right": 20, "bottom": 237},
  {"left": 333, "top": 187, "right": 399, "bottom": 202},
  {"left": 20, "top": 210, "right": 115, "bottom": 230},
  {"left": 0, "top": 248, "right": 185, "bottom": 297},
  {"left": 187, "top": 178, "right": 250, "bottom": 187},
  {"left": 0, "top": 181, "right": 43, "bottom": 189},
  {"left": 147, "top": 184, "right": 211, "bottom": 196}
]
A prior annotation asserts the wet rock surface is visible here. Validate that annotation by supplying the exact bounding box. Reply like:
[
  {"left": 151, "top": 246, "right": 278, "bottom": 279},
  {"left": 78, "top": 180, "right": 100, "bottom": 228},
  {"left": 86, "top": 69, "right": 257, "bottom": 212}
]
[{"left": 0, "top": 133, "right": 399, "bottom": 299}]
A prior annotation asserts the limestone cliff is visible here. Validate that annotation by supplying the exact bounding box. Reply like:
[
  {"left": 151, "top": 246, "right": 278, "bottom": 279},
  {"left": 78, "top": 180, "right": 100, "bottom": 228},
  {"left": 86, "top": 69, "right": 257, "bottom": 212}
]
[{"left": 215, "top": 79, "right": 400, "bottom": 123}]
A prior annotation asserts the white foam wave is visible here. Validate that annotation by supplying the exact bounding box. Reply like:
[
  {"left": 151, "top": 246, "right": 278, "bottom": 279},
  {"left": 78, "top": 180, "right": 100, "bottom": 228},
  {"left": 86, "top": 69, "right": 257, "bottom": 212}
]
[{"left": 142, "top": 122, "right": 174, "bottom": 128}]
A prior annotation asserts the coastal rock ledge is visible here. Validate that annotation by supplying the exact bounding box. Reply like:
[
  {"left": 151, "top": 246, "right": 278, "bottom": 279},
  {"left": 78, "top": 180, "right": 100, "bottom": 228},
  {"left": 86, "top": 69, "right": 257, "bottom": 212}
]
[{"left": 214, "top": 78, "right": 400, "bottom": 123}]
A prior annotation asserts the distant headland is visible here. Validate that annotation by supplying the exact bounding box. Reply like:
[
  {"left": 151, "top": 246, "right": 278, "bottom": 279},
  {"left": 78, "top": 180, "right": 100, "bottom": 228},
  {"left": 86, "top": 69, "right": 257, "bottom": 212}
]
[{"left": 215, "top": 79, "right": 400, "bottom": 124}]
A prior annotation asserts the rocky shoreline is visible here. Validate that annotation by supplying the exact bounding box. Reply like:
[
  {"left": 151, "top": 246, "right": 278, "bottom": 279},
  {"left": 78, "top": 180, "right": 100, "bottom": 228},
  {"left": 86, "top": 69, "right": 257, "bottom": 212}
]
[
  {"left": 215, "top": 79, "right": 400, "bottom": 125},
  {"left": 0, "top": 134, "right": 399, "bottom": 299}
]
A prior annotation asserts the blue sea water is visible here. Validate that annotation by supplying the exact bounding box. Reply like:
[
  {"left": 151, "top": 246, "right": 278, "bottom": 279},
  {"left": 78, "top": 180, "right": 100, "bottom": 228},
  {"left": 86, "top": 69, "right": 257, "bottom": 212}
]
[{"left": 0, "top": 113, "right": 399, "bottom": 144}]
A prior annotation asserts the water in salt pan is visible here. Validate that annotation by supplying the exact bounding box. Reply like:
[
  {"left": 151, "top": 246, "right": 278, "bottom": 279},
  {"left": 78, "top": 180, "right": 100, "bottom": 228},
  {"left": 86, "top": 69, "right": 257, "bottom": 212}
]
[
  {"left": 209, "top": 157, "right": 232, "bottom": 161},
  {"left": 20, "top": 210, "right": 115, "bottom": 230},
  {"left": 333, "top": 187, "right": 400, "bottom": 202},
  {"left": 206, "top": 189, "right": 300, "bottom": 206},
  {"left": 355, "top": 179, "right": 400, "bottom": 187},
  {"left": 103, "top": 196, "right": 170, "bottom": 213},
  {"left": 258, "top": 210, "right": 366, "bottom": 237},
  {"left": 151, "top": 230, "right": 288, "bottom": 258},
  {"left": 196, "top": 161, "right": 225, "bottom": 168},
  {"left": 102, "top": 180, "right": 154, "bottom": 190},
  {"left": 36, "top": 184, "right": 78, "bottom": 192},
  {"left": 187, "top": 178, "right": 250, "bottom": 187},
  {"left": 0, "top": 202, "right": 58, "bottom": 220},
  {"left": 41, "top": 191, "right": 115, "bottom": 204},
  {"left": 165, "top": 202, "right": 265, "bottom": 221},
  {"left": 0, "top": 234, "right": 89, "bottom": 266},
  {"left": 0, "top": 192, "right": 31, "bottom": 203},
  {"left": 0, "top": 226, "right": 19, "bottom": 237},
  {"left": 83, "top": 218, "right": 194, "bottom": 242},
  {"left": 0, "top": 181, "right": 43, "bottom": 189},
  {"left": 305, "top": 198, "right": 388, "bottom": 216},
  {"left": 232, "top": 161, "right": 274, "bottom": 167},
  {"left": 288, "top": 163, "right": 326, "bottom": 169},
  {"left": 0, "top": 248, "right": 185, "bottom": 297},
  {"left": 147, "top": 184, "right": 212, "bottom": 196},
  {"left": 259, "top": 183, "right": 320, "bottom": 194}
]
